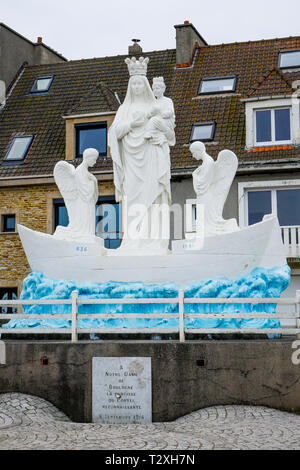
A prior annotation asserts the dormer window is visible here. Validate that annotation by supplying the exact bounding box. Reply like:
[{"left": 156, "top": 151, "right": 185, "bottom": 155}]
[
  {"left": 279, "top": 50, "right": 300, "bottom": 69},
  {"left": 190, "top": 122, "right": 216, "bottom": 143},
  {"left": 75, "top": 122, "right": 107, "bottom": 158},
  {"left": 3, "top": 135, "right": 34, "bottom": 163},
  {"left": 244, "top": 97, "right": 300, "bottom": 149},
  {"left": 31, "top": 76, "right": 54, "bottom": 93},
  {"left": 198, "top": 76, "right": 237, "bottom": 95}
]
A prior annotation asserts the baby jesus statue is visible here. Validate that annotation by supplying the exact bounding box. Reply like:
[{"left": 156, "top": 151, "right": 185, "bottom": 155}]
[{"left": 144, "top": 77, "right": 175, "bottom": 146}]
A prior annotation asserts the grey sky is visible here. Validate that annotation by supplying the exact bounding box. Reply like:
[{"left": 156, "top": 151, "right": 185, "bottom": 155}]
[{"left": 1, "top": 0, "right": 300, "bottom": 60}]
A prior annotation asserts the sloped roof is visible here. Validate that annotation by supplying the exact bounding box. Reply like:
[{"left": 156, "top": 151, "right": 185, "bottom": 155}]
[
  {"left": 246, "top": 67, "right": 293, "bottom": 98},
  {"left": 65, "top": 81, "right": 120, "bottom": 116},
  {"left": 0, "top": 49, "right": 175, "bottom": 177},
  {"left": 0, "top": 36, "right": 300, "bottom": 178},
  {"left": 170, "top": 36, "right": 300, "bottom": 168}
]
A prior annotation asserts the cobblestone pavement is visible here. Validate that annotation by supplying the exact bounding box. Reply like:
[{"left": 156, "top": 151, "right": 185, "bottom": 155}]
[{"left": 0, "top": 393, "right": 299, "bottom": 450}]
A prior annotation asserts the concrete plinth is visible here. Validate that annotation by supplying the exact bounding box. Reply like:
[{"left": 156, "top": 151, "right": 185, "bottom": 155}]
[{"left": 0, "top": 340, "right": 299, "bottom": 422}]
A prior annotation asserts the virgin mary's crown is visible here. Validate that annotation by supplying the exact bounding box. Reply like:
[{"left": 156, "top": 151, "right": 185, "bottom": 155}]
[{"left": 125, "top": 57, "right": 149, "bottom": 76}]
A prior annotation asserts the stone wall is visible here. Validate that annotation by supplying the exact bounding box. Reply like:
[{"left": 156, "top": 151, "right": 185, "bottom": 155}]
[{"left": 0, "top": 340, "right": 299, "bottom": 422}]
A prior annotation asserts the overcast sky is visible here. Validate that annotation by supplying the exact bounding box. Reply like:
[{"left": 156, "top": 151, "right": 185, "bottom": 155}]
[{"left": 1, "top": 0, "right": 300, "bottom": 60}]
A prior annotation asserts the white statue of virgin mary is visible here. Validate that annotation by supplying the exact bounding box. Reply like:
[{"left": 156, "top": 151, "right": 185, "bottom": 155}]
[{"left": 108, "top": 57, "right": 176, "bottom": 255}]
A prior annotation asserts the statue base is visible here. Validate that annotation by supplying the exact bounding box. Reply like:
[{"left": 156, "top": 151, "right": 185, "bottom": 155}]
[{"left": 2, "top": 265, "right": 290, "bottom": 332}]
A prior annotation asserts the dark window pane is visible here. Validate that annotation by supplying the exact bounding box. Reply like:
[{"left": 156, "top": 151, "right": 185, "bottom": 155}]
[
  {"left": 256, "top": 110, "right": 271, "bottom": 143},
  {"left": 104, "top": 237, "right": 122, "bottom": 249},
  {"left": 248, "top": 191, "right": 272, "bottom": 225},
  {"left": 76, "top": 124, "right": 107, "bottom": 157},
  {"left": 280, "top": 51, "right": 300, "bottom": 68},
  {"left": 3, "top": 215, "right": 15, "bottom": 232},
  {"left": 0, "top": 287, "right": 17, "bottom": 314},
  {"left": 57, "top": 205, "right": 69, "bottom": 227},
  {"left": 275, "top": 109, "right": 291, "bottom": 141},
  {"left": 277, "top": 189, "right": 300, "bottom": 226},
  {"left": 54, "top": 202, "right": 69, "bottom": 230},
  {"left": 96, "top": 201, "right": 121, "bottom": 249}
]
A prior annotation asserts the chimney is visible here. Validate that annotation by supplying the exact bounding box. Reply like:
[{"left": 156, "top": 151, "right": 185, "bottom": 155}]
[
  {"left": 37, "top": 37, "right": 43, "bottom": 43},
  {"left": 174, "top": 21, "right": 207, "bottom": 66},
  {"left": 129, "top": 39, "right": 142, "bottom": 55}
]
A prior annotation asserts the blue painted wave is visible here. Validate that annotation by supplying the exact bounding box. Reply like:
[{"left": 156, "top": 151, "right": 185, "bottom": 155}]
[{"left": 2, "top": 265, "right": 291, "bottom": 331}]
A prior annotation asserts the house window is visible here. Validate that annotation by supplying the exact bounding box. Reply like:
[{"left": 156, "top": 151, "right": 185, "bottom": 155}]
[
  {"left": 190, "top": 122, "right": 216, "bottom": 142},
  {"left": 279, "top": 50, "right": 300, "bottom": 69},
  {"left": 248, "top": 191, "right": 272, "bottom": 225},
  {"left": 245, "top": 97, "right": 300, "bottom": 149},
  {"left": 53, "top": 197, "right": 121, "bottom": 249},
  {"left": 96, "top": 197, "right": 122, "bottom": 249},
  {"left": 1, "top": 214, "right": 16, "bottom": 233},
  {"left": 75, "top": 122, "right": 107, "bottom": 158},
  {"left": 246, "top": 188, "right": 300, "bottom": 226},
  {"left": 31, "top": 76, "right": 54, "bottom": 93},
  {"left": 3, "top": 135, "right": 33, "bottom": 163},
  {"left": 53, "top": 199, "right": 69, "bottom": 229},
  {"left": 255, "top": 108, "right": 291, "bottom": 145},
  {"left": 199, "top": 76, "right": 237, "bottom": 94},
  {"left": 0, "top": 287, "right": 18, "bottom": 314}
]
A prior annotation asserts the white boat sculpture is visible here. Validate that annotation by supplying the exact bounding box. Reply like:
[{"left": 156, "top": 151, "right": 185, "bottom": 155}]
[{"left": 18, "top": 214, "right": 287, "bottom": 285}]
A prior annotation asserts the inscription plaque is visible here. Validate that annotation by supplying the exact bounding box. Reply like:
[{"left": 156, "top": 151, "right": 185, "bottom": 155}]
[{"left": 92, "top": 357, "right": 152, "bottom": 424}]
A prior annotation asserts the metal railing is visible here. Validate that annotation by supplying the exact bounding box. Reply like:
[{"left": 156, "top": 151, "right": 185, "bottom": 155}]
[
  {"left": 281, "top": 226, "right": 300, "bottom": 258},
  {"left": 0, "top": 290, "right": 299, "bottom": 342}
]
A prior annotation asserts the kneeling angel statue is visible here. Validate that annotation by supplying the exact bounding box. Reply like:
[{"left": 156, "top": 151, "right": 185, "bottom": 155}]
[
  {"left": 53, "top": 148, "right": 104, "bottom": 247},
  {"left": 190, "top": 141, "right": 240, "bottom": 237}
]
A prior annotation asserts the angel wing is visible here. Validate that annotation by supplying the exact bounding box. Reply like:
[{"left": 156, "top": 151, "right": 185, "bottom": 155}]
[
  {"left": 54, "top": 161, "right": 77, "bottom": 201},
  {"left": 53, "top": 161, "right": 77, "bottom": 226},
  {"left": 211, "top": 150, "right": 238, "bottom": 218}
]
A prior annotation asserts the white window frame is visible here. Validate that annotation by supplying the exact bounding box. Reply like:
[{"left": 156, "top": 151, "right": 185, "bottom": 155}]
[
  {"left": 254, "top": 107, "right": 292, "bottom": 146},
  {"left": 238, "top": 180, "right": 300, "bottom": 228},
  {"left": 245, "top": 97, "right": 300, "bottom": 149}
]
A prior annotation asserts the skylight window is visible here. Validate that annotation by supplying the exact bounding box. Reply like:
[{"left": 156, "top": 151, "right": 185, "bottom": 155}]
[
  {"left": 4, "top": 135, "right": 33, "bottom": 163},
  {"left": 199, "top": 76, "right": 237, "bottom": 94},
  {"left": 279, "top": 50, "right": 300, "bottom": 69},
  {"left": 31, "top": 76, "right": 54, "bottom": 93},
  {"left": 190, "top": 122, "right": 216, "bottom": 142}
]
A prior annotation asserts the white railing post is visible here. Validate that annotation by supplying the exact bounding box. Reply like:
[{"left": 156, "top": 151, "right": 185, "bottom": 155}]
[
  {"left": 71, "top": 290, "right": 78, "bottom": 342},
  {"left": 296, "top": 290, "right": 300, "bottom": 340},
  {"left": 179, "top": 289, "right": 185, "bottom": 343}
]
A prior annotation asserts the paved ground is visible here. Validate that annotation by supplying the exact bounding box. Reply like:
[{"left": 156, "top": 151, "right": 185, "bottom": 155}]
[{"left": 0, "top": 393, "right": 299, "bottom": 450}]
